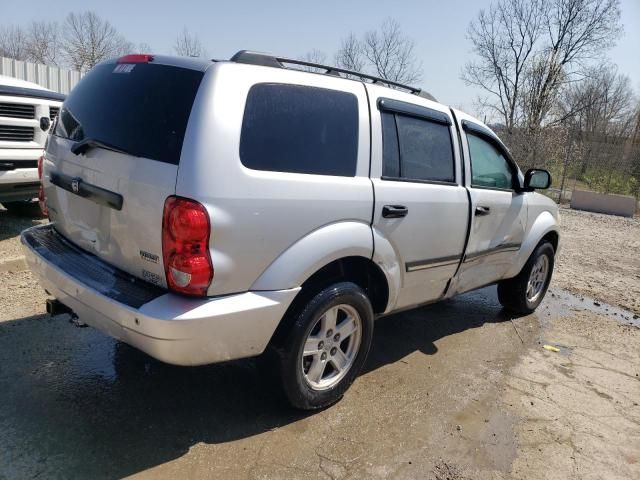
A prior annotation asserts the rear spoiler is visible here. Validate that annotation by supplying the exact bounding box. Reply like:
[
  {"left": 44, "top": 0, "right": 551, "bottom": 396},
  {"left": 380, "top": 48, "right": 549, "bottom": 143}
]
[{"left": 0, "top": 85, "right": 66, "bottom": 102}]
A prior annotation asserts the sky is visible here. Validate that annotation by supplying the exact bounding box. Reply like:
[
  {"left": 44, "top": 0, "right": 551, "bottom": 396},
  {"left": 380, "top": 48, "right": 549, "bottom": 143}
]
[{"left": 4, "top": 0, "right": 640, "bottom": 113}]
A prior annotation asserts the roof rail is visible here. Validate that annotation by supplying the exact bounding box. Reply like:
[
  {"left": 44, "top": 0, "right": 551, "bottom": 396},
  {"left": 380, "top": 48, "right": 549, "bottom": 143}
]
[{"left": 229, "top": 50, "right": 437, "bottom": 102}]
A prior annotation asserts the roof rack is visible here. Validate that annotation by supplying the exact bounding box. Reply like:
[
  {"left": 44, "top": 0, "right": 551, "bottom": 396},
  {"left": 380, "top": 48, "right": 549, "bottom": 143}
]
[{"left": 229, "top": 50, "right": 437, "bottom": 102}]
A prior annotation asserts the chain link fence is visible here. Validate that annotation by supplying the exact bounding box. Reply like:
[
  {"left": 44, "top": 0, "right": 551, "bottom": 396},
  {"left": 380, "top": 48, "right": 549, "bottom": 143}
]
[{"left": 497, "top": 124, "right": 640, "bottom": 207}]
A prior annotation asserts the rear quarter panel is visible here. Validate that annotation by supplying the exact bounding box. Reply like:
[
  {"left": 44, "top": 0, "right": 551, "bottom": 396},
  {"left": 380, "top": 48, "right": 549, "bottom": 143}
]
[{"left": 176, "top": 63, "right": 374, "bottom": 295}]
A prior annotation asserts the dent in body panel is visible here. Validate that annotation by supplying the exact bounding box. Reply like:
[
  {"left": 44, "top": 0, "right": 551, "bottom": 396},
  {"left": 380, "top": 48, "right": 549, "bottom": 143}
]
[{"left": 43, "top": 135, "right": 177, "bottom": 288}]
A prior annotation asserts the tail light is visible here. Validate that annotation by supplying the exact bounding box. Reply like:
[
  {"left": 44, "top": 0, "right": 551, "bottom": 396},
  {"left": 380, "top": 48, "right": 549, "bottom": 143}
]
[
  {"left": 162, "top": 196, "right": 213, "bottom": 296},
  {"left": 37, "top": 154, "right": 48, "bottom": 216}
]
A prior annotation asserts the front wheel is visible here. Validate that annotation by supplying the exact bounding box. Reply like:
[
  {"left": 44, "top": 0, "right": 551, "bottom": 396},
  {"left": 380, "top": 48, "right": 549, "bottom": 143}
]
[
  {"left": 498, "top": 241, "right": 555, "bottom": 314},
  {"left": 276, "top": 282, "right": 374, "bottom": 410}
]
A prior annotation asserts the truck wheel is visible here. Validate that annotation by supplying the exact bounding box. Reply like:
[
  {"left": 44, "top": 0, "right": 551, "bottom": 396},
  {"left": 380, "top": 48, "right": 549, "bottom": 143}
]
[
  {"left": 498, "top": 241, "right": 555, "bottom": 314},
  {"left": 276, "top": 282, "right": 374, "bottom": 410}
]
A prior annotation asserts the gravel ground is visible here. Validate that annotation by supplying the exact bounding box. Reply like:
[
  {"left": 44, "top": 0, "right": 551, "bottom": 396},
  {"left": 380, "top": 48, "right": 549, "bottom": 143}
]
[
  {"left": 504, "top": 305, "right": 640, "bottom": 480},
  {"left": 0, "top": 205, "right": 46, "bottom": 261},
  {"left": 554, "top": 207, "right": 640, "bottom": 314},
  {"left": 0, "top": 206, "right": 47, "bottom": 322}
]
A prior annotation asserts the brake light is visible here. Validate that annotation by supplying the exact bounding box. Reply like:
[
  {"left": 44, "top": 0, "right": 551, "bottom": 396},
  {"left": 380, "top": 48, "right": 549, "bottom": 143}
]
[
  {"left": 37, "top": 154, "right": 48, "bottom": 217},
  {"left": 162, "top": 196, "right": 213, "bottom": 296},
  {"left": 117, "top": 54, "right": 154, "bottom": 64}
]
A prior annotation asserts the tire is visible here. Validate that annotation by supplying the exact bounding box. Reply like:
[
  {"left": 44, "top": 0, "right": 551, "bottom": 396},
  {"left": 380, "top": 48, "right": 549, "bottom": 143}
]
[
  {"left": 2, "top": 200, "right": 43, "bottom": 217},
  {"left": 498, "top": 241, "right": 555, "bottom": 314},
  {"left": 274, "top": 282, "right": 374, "bottom": 410}
]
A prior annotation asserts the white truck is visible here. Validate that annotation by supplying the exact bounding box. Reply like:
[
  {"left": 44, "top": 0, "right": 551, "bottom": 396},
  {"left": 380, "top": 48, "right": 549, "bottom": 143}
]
[
  {"left": 0, "top": 75, "right": 64, "bottom": 212},
  {"left": 22, "top": 52, "right": 560, "bottom": 409}
]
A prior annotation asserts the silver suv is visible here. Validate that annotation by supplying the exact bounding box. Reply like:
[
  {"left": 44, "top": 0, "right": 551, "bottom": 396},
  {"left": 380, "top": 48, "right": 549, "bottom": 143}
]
[{"left": 22, "top": 51, "right": 560, "bottom": 409}]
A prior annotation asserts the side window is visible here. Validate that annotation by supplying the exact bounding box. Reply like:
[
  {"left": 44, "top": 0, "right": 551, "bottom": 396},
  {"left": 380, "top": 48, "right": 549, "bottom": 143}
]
[
  {"left": 240, "top": 83, "right": 359, "bottom": 176},
  {"left": 381, "top": 112, "right": 455, "bottom": 183},
  {"left": 381, "top": 113, "right": 399, "bottom": 177},
  {"left": 467, "top": 133, "right": 514, "bottom": 189}
]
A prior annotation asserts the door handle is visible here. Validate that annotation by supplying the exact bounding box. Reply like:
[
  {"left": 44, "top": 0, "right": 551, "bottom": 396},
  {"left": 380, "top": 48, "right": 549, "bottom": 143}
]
[
  {"left": 382, "top": 205, "right": 409, "bottom": 218},
  {"left": 475, "top": 206, "right": 491, "bottom": 216}
]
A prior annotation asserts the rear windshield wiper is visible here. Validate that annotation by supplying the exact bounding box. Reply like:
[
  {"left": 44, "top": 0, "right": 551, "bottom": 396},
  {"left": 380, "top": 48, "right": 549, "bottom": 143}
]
[{"left": 71, "top": 138, "right": 135, "bottom": 157}]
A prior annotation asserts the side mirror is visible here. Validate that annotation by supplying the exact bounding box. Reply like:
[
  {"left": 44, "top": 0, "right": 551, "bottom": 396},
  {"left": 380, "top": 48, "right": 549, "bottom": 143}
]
[{"left": 523, "top": 169, "right": 551, "bottom": 191}]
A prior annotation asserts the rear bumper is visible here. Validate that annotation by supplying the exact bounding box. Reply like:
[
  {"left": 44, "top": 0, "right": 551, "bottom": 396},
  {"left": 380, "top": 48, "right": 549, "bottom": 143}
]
[{"left": 21, "top": 224, "right": 299, "bottom": 366}]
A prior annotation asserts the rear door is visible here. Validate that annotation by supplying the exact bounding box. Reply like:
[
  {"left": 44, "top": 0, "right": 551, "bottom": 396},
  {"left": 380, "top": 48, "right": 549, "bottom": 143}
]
[
  {"left": 368, "top": 86, "right": 469, "bottom": 310},
  {"left": 454, "top": 115, "right": 527, "bottom": 293},
  {"left": 43, "top": 57, "right": 207, "bottom": 288}
]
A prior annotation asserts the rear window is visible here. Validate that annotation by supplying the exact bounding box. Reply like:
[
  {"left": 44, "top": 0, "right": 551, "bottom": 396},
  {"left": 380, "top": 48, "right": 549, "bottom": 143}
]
[
  {"left": 54, "top": 61, "right": 203, "bottom": 165},
  {"left": 240, "top": 83, "right": 359, "bottom": 176}
]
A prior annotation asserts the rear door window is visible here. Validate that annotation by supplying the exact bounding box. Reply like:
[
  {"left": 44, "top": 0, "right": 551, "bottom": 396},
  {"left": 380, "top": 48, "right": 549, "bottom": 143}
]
[
  {"left": 240, "top": 83, "right": 359, "bottom": 176},
  {"left": 54, "top": 61, "right": 204, "bottom": 165},
  {"left": 381, "top": 112, "right": 455, "bottom": 183}
]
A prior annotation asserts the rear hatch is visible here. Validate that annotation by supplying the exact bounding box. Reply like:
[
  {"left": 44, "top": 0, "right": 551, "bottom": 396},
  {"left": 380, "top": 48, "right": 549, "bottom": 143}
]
[{"left": 43, "top": 56, "right": 207, "bottom": 288}]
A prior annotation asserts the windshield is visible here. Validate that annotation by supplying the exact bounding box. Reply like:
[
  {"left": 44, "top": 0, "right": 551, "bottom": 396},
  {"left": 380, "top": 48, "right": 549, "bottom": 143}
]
[{"left": 54, "top": 61, "right": 204, "bottom": 165}]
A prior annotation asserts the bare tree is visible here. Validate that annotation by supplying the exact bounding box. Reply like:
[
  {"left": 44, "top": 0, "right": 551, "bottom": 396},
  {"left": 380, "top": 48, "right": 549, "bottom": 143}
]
[
  {"left": 560, "top": 66, "right": 635, "bottom": 134},
  {"left": 463, "top": 0, "right": 622, "bottom": 131},
  {"left": 333, "top": 19, "right": 422, "bottom": 84},
  {"left": 559, "top": 65, "right": 636, "bottom": 183},
  {"left": 174, "top": 27, "right": 204, "bottom": 57},
  {"left": 297, "top": 49, "right": 328, "bottom": 72},
  {"left": 362, "top": 18, "right": 422, "bottom": 84},
  {"left": 25, "top": 21, "right": 61, "bottom": 66},
  {"left": 300, "top": 49, "right": 327, "bottom": 64},
  {"left": 61, "top": 12, "right": 132, "bottom": 70},
  {"left": 463, "top": 0, "right": 545, "bottom": 131},
  {"left": 0, "top": 25, "right": 29, "bottom": 60},
  {"left": 334, "top": 33, "right": 366, "bottom": 73},
  {"left": 526, "top": 0, "right": 622, "bottom": 129}
]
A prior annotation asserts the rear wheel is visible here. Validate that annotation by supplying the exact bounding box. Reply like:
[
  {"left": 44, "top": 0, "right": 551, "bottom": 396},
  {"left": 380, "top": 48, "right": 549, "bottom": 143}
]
[
  {"left": 498, "top": 241, "right": 554, "bottom": 314},
  {"left": 275, "top": 282, "right": 374, "bottom": 410}
]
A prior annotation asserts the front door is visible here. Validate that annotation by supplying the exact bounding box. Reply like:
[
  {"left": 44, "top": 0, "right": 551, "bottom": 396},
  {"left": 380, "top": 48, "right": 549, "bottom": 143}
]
[{"left": 455, "top": 120, "right": 527, "bottom": 293}]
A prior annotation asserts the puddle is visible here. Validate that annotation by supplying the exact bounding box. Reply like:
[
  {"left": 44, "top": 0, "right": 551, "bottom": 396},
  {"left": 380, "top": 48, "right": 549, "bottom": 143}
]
[{"left": 539, "top": 287, "right": 640, "bottom": 328}]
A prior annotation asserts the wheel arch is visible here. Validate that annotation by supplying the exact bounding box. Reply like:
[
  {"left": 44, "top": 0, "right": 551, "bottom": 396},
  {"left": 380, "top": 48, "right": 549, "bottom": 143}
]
[
  {"left": 541, "top": 229, "right": 559, "bottom": 252},
  {"left": 250, "top": 221, "right": 374, "bottom": 291},
  {"left": 505, "top": 210, "right": 560, "bottom": 278},
  {"left": 268, "top": 255, "right": 390, "bottom": 349}
]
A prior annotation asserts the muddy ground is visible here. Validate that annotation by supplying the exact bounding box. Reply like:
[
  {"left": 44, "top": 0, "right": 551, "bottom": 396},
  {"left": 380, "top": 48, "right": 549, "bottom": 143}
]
[
  {"left": 554, "top": 207, "right": 640, "bottom": 315},
  {"left": 0, "top": 205, "right": 638, "bottom": 479}
]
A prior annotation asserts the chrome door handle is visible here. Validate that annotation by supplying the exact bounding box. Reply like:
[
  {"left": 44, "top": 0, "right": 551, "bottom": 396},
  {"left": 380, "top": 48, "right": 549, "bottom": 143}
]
[{"left": 475, "top": 206, "right": 491, "bottom": 216}]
